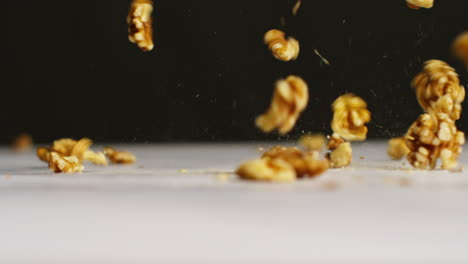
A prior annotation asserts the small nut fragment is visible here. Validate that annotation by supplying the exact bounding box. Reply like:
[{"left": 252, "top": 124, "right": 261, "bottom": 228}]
[
  {"left": 387, "top": 137, "right": 410, "bottom": 160},
  {"left": 12, "top": 133, "right": 32, "bottom": 152},
  {"left": 328, "top": 142, "right": 352, "bottom": 168},
  {"left": 406, "top": 0, "right": 434, "bottom": 9},
  {"left": 264, "top": 29, "right": 300, "bottom": 61},
  {"left": 236, "top": 157, "right": 296, "bottom": 182},
  {"left": 331, "top": 94, "right": 371, "bottom": 141},
  {"left": 412, "top": 60, "right": 465, "bottom": 120},
  {"left": 256, "top": 76, "right": 308, "bottom": 134},
  {"left": 452, "top": 32, "right": 468, "bottom": 66},
  {"left": 104, "top": 147, "right": 137, "bottom": 164},
  {"left": 48, "top": 152, "right": 84, "bottom": 173},
  {"left": 127, "top": 0, "right": 154, "bottom": 51},
  {"left": 262, "top": 146, "right": 328, "bottom": 177},
  {"left": 299, "top": 133, "right": 325, "bottom": 151}
]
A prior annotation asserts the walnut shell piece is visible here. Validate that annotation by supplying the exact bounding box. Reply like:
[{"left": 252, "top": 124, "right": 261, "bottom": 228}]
[
  {"left": 264, "top": 29, "right": 300, "bottom": 62},
  {"left": 331, "top": 94, "right": 371, "bottom": 141},
  {"left": 104, "top": 147, "right": 137, "bottom": 164},
  {"left": 387, "top": 137, "right": 410, "bottom": 160},
  {"left": 256, "top": 75, "right": 309, "bottom": 134},
  {"left": 127, "top": 0, "right": 154, "bottom": 51},
  {"left": 236, "top": 157, "right": 296, "bottom": 182}
]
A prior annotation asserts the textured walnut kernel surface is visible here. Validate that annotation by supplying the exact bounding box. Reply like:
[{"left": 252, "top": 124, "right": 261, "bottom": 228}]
[
  {"left": 12, "top": 133, "right": 32, "bottom": 152},
  {"left": 256, "top": 75, "right": 309, "bottom": 134},
  {"left": 264, "top": 29, "right": 300, "bottom": 62},
  {"left": 48, "top": 152, "right": 84, "bottom": 174},
  {"left": 299, "top": 134, "right": 325, "bottom": 151},
  {"left": 104, "top": 147, "right": 137, "bottom": 164},
  {"left": 236, "top": 157, "right": 296, "bottom": 182},
  {"left": 453, "top": 32, "right": 468, "bottom": 66},
  {"left": 127, "top": 0, "right": 154, "bottom": 51},
  {"left": 387, "top": 137, "right": 410, "bottom": 160},
  {"left": 262, "top": 146, "right": 328, "bottom": 178},
  {"left": 331, "top": 94, "right": 371, "bottom": 141},
  {"left": 406, "top": 0, "right": 434, "bottom": 9},
  {"left": 413, "top": 60, "right": 465, "bottom": 120},
  {"left": 328, "top": 142, "right": 352, "bottom": 168}
]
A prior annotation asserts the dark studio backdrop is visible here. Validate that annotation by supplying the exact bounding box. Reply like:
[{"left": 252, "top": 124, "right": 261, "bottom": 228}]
[{"left": 3, "top": 0, "right": 468, "bottom": 143}]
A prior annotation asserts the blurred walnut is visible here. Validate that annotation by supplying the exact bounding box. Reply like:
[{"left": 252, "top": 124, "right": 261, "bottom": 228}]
[
  {"left": 262, "top": 146, "right": 328, "bottom": 177},
  {"left": 331, "top": 94, "right": 371, "bottom": 141},
  {"left": 387, "top": 137, "right": 410, "bottom": 160},
  {"left": 12, "top": 133, "right": 32, "bottom": 152},
  {"left": 128, "top": 0, "right": 154, "bottom": 51},
  {"left": 104, "top": 147, "right": 136, "bottom": 164},
  {"left": 256, "top": 75, "right": 309, "bottom": 134},
  {"left": 236, "top": 157, "right": 296, "bottom": 182},
  {"left": 406, "top": 0, "right": 434, "bottom": 9},
  {"left": 452, "top": 32, "right": 468, "bottom": 66},
  {"left": 48, "top": 152, "right": 84, "bottom": 173},
  {"left": 328, "top": 142, "right": 352, "bottom": 168},
  {"left": 412, "top": 60, "right": 465, "bottom": 120},
  {"left": 264, "top": 29, "right": 300, "bottom": 62},
  {"left": 299, "top": 133, "right": 325, "bottom": 151}
]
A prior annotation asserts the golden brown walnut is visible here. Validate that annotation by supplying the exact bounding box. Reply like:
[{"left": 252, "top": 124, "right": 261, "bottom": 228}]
[
  {"left": 327, "top": 133, "right": 345, "bottom": 150},
  {"left": 412, "top": 60, "right": 465, "bottom": 120},
  {"left": 331, "top": 94, "right": 371, "bottom": 141},
  {"left": 387, "top": 137, "right": 410, "bottom": 160},
  {"left": 48, "top": 152, "right": 84, "bottom": 173},
  {"left": 127, "top": 0, "right": 154, "bottom": 51},
  {"left": 264, "top": 29, "right": 300, "bottom": 62},
  {"left": 104, "top": 147, "right": 137, "bottom": 164},
  {"left": 299, "top": 134, "right": 325, "bottom": 151},
  {"left": 406, "top": 0, "right": 434, "bottom": 9},
  {"left": 328, "top": 142, "right": 352, "bottom": 168},
  {"left": 262, "top": 146, "right": 328, "bottom": 178},
  {"left": 236, "top": 157, "right": 296, "bottom": 182},
  {"left": 12, "top": 133, "right": 33, "bottom": 152},
  {"left": 256, "top": 75, "right": 309, "bottom": 134},
  {"left": 452, "top": 32, "right": 468, "bottom": 66}
]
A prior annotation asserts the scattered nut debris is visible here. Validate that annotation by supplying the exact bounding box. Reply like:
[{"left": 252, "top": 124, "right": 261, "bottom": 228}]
[
  {"left": 48, "top": 152, "right": 84, "bottom": 173},
  {"left": 264, "top": 29, "right": 300, "bottom": 62},
  {"left": 406, "top": 0, "right": 434, "bottom": 9},
  {"left": 299, "top": 133, "right": 325, "bottom": 151},
  {"left": 328, "top": 142, "right": 352, "bottom": 168},
  {"left": 128, "top": 0, "right": 154, "bottom": 51},
  {"left": 387, "top": 137, "right": 410, "bottom": 160},
  {"left": 292, "top": 0, "right": 302, "bottom": 15},
  {"left": 256, "top": 75, "right": 309, "bottom": 134},
  {"left": 236, "top": 157, "right": 296, "bottom": 182},
  {"left": 452, "top": 32, "right": 468, "bottom": 66},
  {"left": 11, "top": 133, "right": 32, "bottom": 152},
  {"left": 331, "top": 93, "right": 371, "bottom": 141},
  {"left": 104, "top": 147, "right": 137, "bottom": 164}
]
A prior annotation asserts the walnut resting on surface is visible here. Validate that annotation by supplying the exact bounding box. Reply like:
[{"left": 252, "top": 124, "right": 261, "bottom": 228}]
[
  {"left": 264, "top": 29, "right": 300, "bottom": 62},
  {"left": 452, "top": 32, "right": 468, "bottom": 66},
  {"left": 104, "top": 147, "right": 136, "bottom": 164},
  {"left": 236, "top": 157, "right": 296, "bottom": 182},
  {"left": 387, "top": 137, "right": 410, "bottom": 160},
  {"left": 406, "top": 0, "right": 434, "bottom": 9},
  {"left": 256, "top": 75, "right": 309, "bottom": 134},
  {"left": 331, "top": 94, "right": 371, "bottom": 141},
  {"left": 128, "top": 0, "right": 154, "bottom": 51},
  {"left": 48, "top": 152, "right": 84, "bottom": 173}
]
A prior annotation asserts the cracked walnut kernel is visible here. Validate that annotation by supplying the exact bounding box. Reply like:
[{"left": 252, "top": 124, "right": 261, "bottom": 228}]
[
  {"left": 128, "top": 0, "right": 154, "bottom": 51},
  {"left": 387, "top": 137, "right": 410, "bottom": 160},
  {"left": 104, "top": 147, "right": 136, "bottom": 164},
  {"left": 48, "top": 152, "right": 84, "bottom": 173},
  {"left": 236, "top": 157, "right": 296, "bottom": 182},
  {"left": 331, "top": 94, "right": 371, "bottom": 141},
  {"left": 262, "top": 146, "right": 328, "bottom": 178},
  {"left": 264, "top": 29, "right": 300, "bottom": 62},
  {"left": 406, "top": 0, "right": 434, "bottom": 9},
  {"left": 256, "top": 75, "right": 308, "bottom": 134}
]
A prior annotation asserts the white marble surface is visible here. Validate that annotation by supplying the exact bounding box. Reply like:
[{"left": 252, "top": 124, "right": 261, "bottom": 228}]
[{"left": 0, "top": 142, "right": 468, "bottom": 264}]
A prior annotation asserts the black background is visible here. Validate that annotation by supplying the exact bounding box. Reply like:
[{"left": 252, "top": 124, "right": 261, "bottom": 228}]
[{"left": 3, "top": 0, "right": 468, "bottom": 143}]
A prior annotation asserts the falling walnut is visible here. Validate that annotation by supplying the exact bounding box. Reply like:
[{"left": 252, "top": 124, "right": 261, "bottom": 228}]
[
  {"left": 452, "top": 32, "right": 468, "bottom": 67},
  {"left": 256, "top": 75, "right": 309, "bottom": 134},
  {"left": 331, "top": 94, "right": 371, "bottom": 141},
  {"left": 264, "top": 29, "right": 300, "bottom": 62},
  {"left": 104, "top": 147, "right": 137, "bottom": 164},
  {"left": 387, "top": 137, "right": 410, "bottom": 160},
  {"left": 128, "top": 0, "right": 154, "bottom": 51},
  {"left": 406, "top": 0, "right": 434, "bottom": 9}
]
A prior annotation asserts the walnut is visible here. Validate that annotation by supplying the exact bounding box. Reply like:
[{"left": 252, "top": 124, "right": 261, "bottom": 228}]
[
  {"left": 262, "top": 146, "right": 328, "bottom": 178},
  {"left": 327, "top": 133, "right": 345, "bottom": 150},
  {"left": 406, "top": 0, "right": 434, "bottom": 9},
  {"left": 12, "top": 133, "right": 32, "bottom": 152},
  {"left": 331, "top": 94, "right": 371, "bottom": 141},
  {"left": 264, "top": 29, "right": 300, "bottom": 62},
  {"left": 412, "top": 60, "right": 465, "bottom": 120},
  {"left": 299, "top": 134, "right": 325, "bottom": 151},
  {"left": 48, "top": 152, "right": 84, "bottom": 173},
  {"left": 236, "top": 157, "right": 296, "bottom": 182},
  {"left": 127, "top": 0, "right": 154, "bottom": 51},
  {"left": 328, "top": 142, "right": 352, "bottom": 168},
  {"left": 104, "top": 147, "right": 136, "bottom": 164},
  {"left": 387, "top": 137, "right": 410, "bottom": 160},
  {"left": 452, "top": 32, "right": 468, "bottom": 66},
  {"left": 256, "top": 75, "right": 308, "bottom": 134}
]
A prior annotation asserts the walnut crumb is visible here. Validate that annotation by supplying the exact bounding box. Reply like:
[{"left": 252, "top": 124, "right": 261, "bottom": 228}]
[
  {"left": 127, "top": 0, "right": 154, "bottom": 51},
  {"left": 264, "top": 29, "right": 300, "bottom": 62},
  {"left": 331, "top": 94, "right": 371, "bottom": 141},
  {"left": 387, "top": 137, "right": 410, "bottom": 160},
  {"left": 104, "top": 147, "right": 136, "bottom": 164}
]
